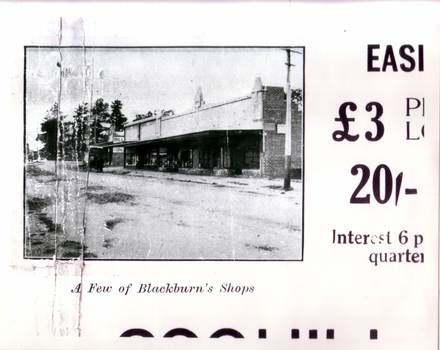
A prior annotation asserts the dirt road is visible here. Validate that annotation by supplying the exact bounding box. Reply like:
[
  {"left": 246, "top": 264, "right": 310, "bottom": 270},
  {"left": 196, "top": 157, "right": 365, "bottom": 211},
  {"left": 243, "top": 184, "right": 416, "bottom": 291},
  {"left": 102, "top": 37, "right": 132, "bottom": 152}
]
[{"left": 25, "top": 162, "right": 302, "bottom": 260}]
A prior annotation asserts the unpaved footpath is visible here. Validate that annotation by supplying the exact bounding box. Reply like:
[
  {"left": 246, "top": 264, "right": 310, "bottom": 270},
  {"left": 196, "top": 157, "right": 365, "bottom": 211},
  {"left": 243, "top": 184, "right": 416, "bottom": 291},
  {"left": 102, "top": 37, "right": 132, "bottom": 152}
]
[
  {"left": 25, "top": 161, "right": 302, "bottom": 260},
  {"left": 25, "top": 161, "right": 91, "bottom": 259}
]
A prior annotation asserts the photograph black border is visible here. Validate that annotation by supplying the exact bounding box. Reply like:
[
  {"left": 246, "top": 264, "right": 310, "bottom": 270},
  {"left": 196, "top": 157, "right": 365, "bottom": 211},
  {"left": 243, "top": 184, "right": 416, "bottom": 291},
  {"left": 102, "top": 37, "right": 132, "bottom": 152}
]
[{"left": 23, "top": 45, "right": 306, "bottom": 262}]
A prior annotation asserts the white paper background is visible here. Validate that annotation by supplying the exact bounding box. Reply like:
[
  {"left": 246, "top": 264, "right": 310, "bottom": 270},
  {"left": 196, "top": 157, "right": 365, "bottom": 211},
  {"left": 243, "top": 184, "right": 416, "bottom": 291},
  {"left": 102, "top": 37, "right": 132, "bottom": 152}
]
[{"left": 0, "top": 2, "right": 438, "bottom": 349}]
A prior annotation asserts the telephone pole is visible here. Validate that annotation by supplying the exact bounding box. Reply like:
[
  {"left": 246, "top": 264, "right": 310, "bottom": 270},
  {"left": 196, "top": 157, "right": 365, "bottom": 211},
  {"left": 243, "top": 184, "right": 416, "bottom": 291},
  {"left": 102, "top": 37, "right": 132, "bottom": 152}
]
[
  {"left": 94, "top": 113, "right": 97, "bottom": 145},
  {"left": 284, "top": 49, "right": 293, "bottom": 189}
]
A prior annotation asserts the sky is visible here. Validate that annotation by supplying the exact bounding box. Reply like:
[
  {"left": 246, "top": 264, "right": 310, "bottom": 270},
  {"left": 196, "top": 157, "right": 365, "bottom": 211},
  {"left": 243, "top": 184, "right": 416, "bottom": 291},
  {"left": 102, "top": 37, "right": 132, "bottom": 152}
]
[{"left": 25, "top": 47, "right": 304, "bottom": 150}]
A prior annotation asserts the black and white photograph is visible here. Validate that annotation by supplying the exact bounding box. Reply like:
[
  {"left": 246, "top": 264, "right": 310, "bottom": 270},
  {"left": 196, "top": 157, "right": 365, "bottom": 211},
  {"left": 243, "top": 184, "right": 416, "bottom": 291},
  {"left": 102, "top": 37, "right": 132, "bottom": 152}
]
[
  {"left": 3, "top": 3, "right": 437, "bottom": 347},
  {"left": 24, "top": 47, "right": 304, "bottom": 261}
]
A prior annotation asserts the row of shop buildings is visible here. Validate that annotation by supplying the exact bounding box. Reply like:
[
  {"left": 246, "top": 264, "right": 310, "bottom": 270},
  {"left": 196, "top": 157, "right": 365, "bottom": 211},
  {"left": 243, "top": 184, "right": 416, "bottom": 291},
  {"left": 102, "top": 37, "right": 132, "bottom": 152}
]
[{"left": 101, "top": 78, "right": 303, "bottom": 179}]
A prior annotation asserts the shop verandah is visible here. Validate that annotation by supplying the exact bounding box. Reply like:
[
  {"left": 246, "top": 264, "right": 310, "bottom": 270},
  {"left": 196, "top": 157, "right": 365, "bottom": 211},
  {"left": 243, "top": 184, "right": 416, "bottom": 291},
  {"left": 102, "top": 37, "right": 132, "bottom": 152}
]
[{"left": 124, "top": 130, "right": 263, "bottom": 176}]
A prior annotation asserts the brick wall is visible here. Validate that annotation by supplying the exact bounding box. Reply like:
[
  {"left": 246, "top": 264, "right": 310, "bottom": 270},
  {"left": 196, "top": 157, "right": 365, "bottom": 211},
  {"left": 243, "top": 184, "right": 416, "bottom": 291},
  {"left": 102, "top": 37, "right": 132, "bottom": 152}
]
[
  {"left": 262, "top": 86, "right": 302, "bottom": 179},
  {"left": 290, "top": 103, "right": 302, "bottom": 178}
]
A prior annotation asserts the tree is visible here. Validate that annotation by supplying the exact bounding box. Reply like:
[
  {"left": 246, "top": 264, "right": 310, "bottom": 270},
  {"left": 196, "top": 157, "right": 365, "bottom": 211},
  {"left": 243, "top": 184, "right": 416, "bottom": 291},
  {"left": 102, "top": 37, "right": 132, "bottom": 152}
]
[
  {"left": 110, "top": 100, "right": 127, "bottom": 131},
  {"left": 38, "top": 117, "right": 57, "bottom": 160},
  {"left": 291, "top": 88, "right": 302, "bottom": 106},
  {"left": 90, "top": 98, "right": 111, "bottom": 144},
  {"left": 39, "top": 103, "right": 65, "bottom": 160},
  {"left": 72, "top": 103, "right": 89, "bottom": 160},
  {"left": 61, "top": 120, "right": 76, "bottom": 160},
  {"left": 134, "top": 111, "right": 152, "bottom": 121}
]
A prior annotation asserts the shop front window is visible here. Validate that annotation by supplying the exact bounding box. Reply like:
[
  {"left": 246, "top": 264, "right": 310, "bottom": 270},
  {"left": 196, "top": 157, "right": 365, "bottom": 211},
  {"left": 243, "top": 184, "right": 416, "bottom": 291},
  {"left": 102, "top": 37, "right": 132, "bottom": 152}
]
[
  {"left": 158, "top": 147, "right": 167, "bottom": 166},
  {"left": 199, "top": 149, "right": 212, "bottom": 168},
  {"left": 181, "top": 150, "right": 192, "bottom": 168},
  {"left": 125, "top": 150, "right": 137, "bottom": 166},
  {"left": 143, "top": 150, "right": 157, "bottom": 165},
  {"left": 244, "top": 148, "right": 260, "bottom": 169}
]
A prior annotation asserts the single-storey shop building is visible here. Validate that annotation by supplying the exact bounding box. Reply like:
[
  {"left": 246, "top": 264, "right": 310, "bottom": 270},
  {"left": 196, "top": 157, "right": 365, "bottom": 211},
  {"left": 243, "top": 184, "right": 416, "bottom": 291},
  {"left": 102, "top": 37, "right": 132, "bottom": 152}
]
[
  {"left": 97, "top": 131, "right": 125, "bottom": 167},
  {"left": 123, "top": 78, "right": 302, "bottom": 178}
]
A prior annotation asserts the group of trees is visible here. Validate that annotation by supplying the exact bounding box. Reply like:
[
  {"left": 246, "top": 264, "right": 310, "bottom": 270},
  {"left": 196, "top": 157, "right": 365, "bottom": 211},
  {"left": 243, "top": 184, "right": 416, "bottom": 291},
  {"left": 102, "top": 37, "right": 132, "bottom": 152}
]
[
  {"left": 133, "top": 109, "right": 175, "bottom": 122},
  {"left": 134, "top": 111, "right": 153, "bottom": 121},
  {"left": 37, "top": 99, "right": 127, "bottom": 160},
  {"left": 36, "top": 89, "right": 302, "bottom": 161}
]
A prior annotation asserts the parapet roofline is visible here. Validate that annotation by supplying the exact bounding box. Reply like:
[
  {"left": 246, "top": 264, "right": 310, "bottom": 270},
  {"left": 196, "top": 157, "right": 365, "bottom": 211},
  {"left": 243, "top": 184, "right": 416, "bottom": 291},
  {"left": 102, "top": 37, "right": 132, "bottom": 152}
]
[{"left": 124, "top": 85, "right": 270, "bottom": 128}]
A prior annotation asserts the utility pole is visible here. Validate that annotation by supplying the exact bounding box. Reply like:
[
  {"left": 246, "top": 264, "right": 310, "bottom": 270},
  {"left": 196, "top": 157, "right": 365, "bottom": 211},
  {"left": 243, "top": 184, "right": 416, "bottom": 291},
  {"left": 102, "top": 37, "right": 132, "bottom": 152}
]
[
  {"left": 94, "top": 113, "right": 97, "bottom": 145},
  {"left": 284, "top": 49, "right": 293, "bottom": 190},
  {"left": 36, "top": 126, "right": 39, "bottom": 161}
]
